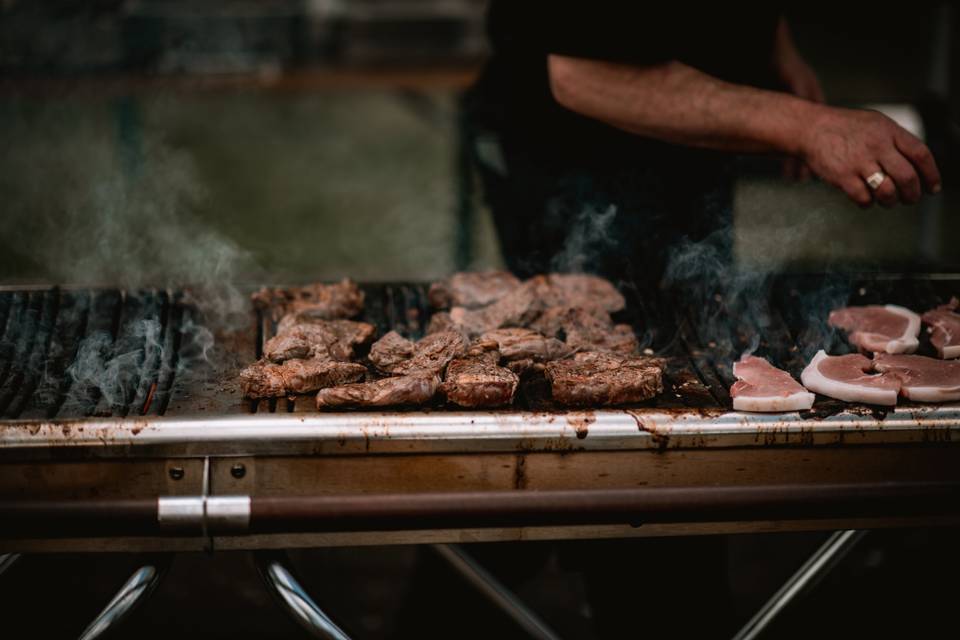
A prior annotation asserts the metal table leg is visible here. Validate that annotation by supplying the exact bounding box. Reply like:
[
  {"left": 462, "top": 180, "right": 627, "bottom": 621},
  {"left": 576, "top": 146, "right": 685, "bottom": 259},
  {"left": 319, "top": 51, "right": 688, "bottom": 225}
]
[
  {"left": 732, "top": 529, "right": 867, "bottom": 640},
  {"left": 0, "top": 553, "right": 20, "bottom": 577},
  {"left": 254, "top": 551, "right": 352, "bottom": 640},
  {"left": 78, "top": 554, "right": 171, "bottom": 640},
  {"left": 433, "top": 544, "right": 563, "bottom": 640}
]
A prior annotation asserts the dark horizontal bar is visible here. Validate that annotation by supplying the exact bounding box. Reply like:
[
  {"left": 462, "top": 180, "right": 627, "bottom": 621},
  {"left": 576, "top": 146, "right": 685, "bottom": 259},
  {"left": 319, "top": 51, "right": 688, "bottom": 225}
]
[
  {"left": 2, "top": 482, "right": 959, "bottom": 539},
  {"left": 248, "top": 482, "right": 960, "bottom": 533}
]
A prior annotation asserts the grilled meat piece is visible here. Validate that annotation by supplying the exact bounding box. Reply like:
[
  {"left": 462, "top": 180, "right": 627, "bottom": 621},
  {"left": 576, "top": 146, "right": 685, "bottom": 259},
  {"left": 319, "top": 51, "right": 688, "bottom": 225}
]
[
  {"left": 445, "top": 283, "right": 542, "bottom": 338},
  {"left": 441, "top": 344, "right": 519, "bottom": 408},
  {"left": 368, "top": 330, "right": 416, "bottom": 371},
  {"left": 265, "top": 319, "right": 375, "bottom": 363},
  {"left": 316, "top": 374, "right": 440, "bottom": 409},
  {"left": 479, "top": 327, "right": 572, "bottom": 362},
  {"left": 370, "top": 330, "right": 467, "bottom": 376},
  {"left": 425, "top": 311, "right": 455, "bottom": 335},
  {"left": 428, "top": 271, "right": 522, "bottom": 309},
  {"left": 530, "top": 274, "right": 626, "bottom": 313},
  {"left": 252, "top": 278, "right": 365, "bottom": 322},
  {"left": 240, "top": 357, "right": 367, "bottom": 398},
  {"left": 530, "top": 306, "right": 638, "bottom": 354},
  {"left": 545, "top": 351, "right": 665, "bottom": 406}
]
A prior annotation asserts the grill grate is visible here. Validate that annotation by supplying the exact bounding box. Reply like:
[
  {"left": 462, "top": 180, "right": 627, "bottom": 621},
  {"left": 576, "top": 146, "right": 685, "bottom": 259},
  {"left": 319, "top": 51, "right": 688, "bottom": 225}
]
[
  {"left": 0, "top": 288, "right": 189, "bottom": 419},
  {"left": 1, "top": 275, "right": 957, "bottom": 419}
]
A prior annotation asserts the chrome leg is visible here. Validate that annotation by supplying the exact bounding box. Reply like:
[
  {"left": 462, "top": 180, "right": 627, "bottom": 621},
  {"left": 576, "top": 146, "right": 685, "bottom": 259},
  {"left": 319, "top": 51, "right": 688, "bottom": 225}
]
[
  {"left": 0, "top": 553, "right": 20, "bottom": 577},
  {"left": 732, "top": 529, "right": 867, "bottom": 640},
  {"left": 432, "top": 544, "right": 563, "bottom": 640},
  {"left": 254, "top": 552, "right": 352, "bottom": 640},
  {"left": 78, "top": 555, "right": 170, "bottom": 640}
]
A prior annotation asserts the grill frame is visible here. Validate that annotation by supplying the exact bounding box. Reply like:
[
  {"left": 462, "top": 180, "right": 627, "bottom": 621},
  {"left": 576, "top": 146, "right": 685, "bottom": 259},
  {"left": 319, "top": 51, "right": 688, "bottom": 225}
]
[{"left": 1, "top": 276, "right": 960, "bottom": 551}]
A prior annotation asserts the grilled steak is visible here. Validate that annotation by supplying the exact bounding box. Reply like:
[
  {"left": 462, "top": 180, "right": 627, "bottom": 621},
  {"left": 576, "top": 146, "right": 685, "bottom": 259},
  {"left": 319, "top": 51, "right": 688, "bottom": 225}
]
[
  {"left": 252, "top": 278, "right": 365, "bottom": 322},
  {"left": 428, "top": 271, "right": 521, "bottom": 309},
  {"left": 240, "top": 357, "right": 367, "bottom": 398},
  {"left": 530, "top": 306, "right": 638, "bottom": 354},
  {"left": 265, "top": 319, "right": 375, "bottom": 363},
  {"left": 370, "top": 330, "right": 467, "bottom": 376},
  {"left": 479, "top": 327, "right": 572, "bottom": 362},
  {"left": 545, "top": 351, "right": 665, "bottom": 406},
  {"left": 530, "top": 274, "right": 626, "bottom": 313},
  {"left": 828, "top": 304, "right": 921, "bottom": 354},
  {"left": 441, "top": 344, "right": 519, "bottom": 408},
  {"left": 316, "top": 374, "right": 440, "bottom": 408},
  {"left": 730, "top": 355, "right": 814, "bottom": 412},
  {"left": 444, "top": 283, "right": 542, "bottom": 338}
]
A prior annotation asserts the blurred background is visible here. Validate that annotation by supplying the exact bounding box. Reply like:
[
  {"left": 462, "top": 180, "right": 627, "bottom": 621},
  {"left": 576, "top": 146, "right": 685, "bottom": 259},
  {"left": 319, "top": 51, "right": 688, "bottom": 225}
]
[{"left": 1, "top": 2, "right": 959, "bottom": 638}]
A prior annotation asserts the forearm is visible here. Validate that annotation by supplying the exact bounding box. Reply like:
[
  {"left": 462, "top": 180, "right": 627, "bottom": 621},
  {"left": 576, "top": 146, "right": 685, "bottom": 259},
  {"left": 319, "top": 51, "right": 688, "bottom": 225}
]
[{"left": 548, "top": 55, "right": 822, "bottom": 155}]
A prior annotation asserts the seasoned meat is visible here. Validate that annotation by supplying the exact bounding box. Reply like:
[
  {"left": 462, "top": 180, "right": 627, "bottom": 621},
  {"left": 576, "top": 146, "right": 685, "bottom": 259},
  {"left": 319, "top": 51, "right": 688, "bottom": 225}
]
[
  {"left": 252, "top": 278, "right": 365, "bottom": 322},
  {"left": 445, "top": 283, "right": 542, "bottom": 337},
  {"left": 425, "top": 311, "right": 455, "bottom": 335},
  {"left": 264, "top": 319, "right": 375, "bottom": 363},
  {"left": 530, "top": 274, "right": 625, "bottom": 313},
  {"left": 316, "top": 374, "right": 440, "bottom": 409},
  {"left": 479, "top": 328, "right": 572, "bottom": 362},
  {"left": 730, "top": 355, "right": 814, "bottom": 412},
  {"left": 800, "top": 350, "right": 900, "bottom": 406},
  {"left": 828, "top": 304, "right": 921, "bottom": 354},
  {"left": 530, "top": 306, "right": 637, "bottom": 354},
  {"left": 240, "top": 357, "right": 366, "bottom": 398},
  {"left": 441, "top": 345, "right": 519, "bottom": 408},
  {"left": 428, "top": 271, "right": 522, "bottom": 309},
  {"left": 371, "top": 330, "right": 467, "bottom": 376},
  {"left": 368, "top": 330, "right": 415, "bottom": 371},
  {"left": 872, "top": 353, "right": 960, "bottom": 402},
  {"left": 545, "top": 351, "right": 665, "bottom": 406},
  {"left": 922, "top": 298, "right": 960, "bottom": 359}
]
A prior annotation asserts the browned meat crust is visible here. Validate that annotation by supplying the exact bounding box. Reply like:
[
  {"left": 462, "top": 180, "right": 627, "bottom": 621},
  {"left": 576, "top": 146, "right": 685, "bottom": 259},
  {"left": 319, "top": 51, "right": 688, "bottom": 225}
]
[
  {"left": 370, "top": 330, "right": 467, "bottom": 376},
  {"left": 240, "top": 358, "right": 367, "bottom": 398},
  {"left": 264, "top": 319, "right": 375, "bottom": 363},
  {"left": 316, "top": 374, "right": 439, "bottom": 408},
  {"left": 441, "top": 346, "right": 519, "bottom": 408},
  {"left": 428, "top": 271, "right": 522, "bottom": 309},
  {"left": 530, "top": 306, "right": 637, "bottom": 354},
  {"left": 251, "top": 278, "right": 365, "bottom": 321},
  {"left": 529, "top": 274, "right": 625, "bottom": 313},
  {"left": 444, "top": 283, "right": 542, "bottom": 338},
  {"left": 479, "top": 327, "right": 573, "bottom": 362},
  {"left": 545, "top": 352, "right": 665, "bottom": 406}
]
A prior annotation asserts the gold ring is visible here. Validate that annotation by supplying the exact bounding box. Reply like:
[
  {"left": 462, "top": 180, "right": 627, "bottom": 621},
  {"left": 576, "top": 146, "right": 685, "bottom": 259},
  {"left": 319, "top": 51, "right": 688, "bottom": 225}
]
[{"left": 866, "top": 171, "right": 886, "bottom": 190}]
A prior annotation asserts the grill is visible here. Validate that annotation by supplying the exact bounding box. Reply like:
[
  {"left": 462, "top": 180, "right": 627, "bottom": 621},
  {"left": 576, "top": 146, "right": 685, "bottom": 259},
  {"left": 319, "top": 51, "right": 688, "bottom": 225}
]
[{"left": 2, "top": 275, "right": 960, "bottom": 552}]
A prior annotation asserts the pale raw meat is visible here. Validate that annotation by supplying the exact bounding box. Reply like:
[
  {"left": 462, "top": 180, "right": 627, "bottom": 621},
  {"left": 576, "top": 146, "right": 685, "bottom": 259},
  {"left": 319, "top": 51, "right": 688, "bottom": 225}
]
[
  {"left": 872, "top": 353, "right": 960, "bottom": 402},
  {"left": 828, "top": 305, "right": 920, "bottom": 354},
  {"left": 730, "top": 355, "right": 814, "bottom": 412},
  {"left": 922, "top": 298, "right": 960, "bottom": 359},
  {"left": 800, "top": 350, "right": 900, "bottom": 406}
]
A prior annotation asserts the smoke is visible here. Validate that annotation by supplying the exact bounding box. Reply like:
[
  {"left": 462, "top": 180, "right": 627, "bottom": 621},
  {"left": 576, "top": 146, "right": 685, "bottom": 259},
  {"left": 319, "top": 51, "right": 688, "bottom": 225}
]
[
  {"left": 0, "top": 98, "right": 259, "bottom": 409},
  {"left": 550, "top": 203, "right": 619, "bottom": 273}
]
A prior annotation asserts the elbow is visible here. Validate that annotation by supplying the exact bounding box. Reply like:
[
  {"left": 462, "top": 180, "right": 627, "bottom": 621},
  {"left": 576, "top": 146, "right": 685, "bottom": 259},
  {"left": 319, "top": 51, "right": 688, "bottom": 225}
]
[{"left": 547, "top": 54, "right": 581, "bottom": 112}]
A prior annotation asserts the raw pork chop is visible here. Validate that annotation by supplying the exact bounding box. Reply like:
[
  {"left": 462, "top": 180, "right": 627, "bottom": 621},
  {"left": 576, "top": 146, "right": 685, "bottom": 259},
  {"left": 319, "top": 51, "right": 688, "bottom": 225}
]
[
  {"left": 545, "top": 352, "right": 664, "bottom": 406},
  {"left": 922, "top": 298, "right": 960, "bottom": 359},
  {"left": 872, "top": 353, "right": 960, "bottom": 402},
  {"left": 730, "top": 355, "right": 815, "bottom": 412},
  {"left": 428, "top": 271, "right": 521, "bottom": 309},
  {"left": 828, "top": 304, "right": 920, "bottom": 354},
  {"left": 316, "top": 374, "right": 439, "bottom": 408},
  {"left": 800, "top": 350, "right": 900, "bottom": 406}
]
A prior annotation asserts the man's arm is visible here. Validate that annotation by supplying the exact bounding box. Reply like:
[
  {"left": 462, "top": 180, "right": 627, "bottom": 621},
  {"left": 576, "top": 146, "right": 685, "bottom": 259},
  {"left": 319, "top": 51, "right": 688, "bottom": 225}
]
[{"left": 548, "top": 55, "right": 941, "bottom": 207}]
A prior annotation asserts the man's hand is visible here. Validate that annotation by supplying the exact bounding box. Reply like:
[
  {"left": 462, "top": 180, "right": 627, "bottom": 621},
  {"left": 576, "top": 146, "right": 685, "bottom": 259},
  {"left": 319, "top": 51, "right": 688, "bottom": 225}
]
[{"left": 800, "top": 107, "right": 942, "bottom": 208}]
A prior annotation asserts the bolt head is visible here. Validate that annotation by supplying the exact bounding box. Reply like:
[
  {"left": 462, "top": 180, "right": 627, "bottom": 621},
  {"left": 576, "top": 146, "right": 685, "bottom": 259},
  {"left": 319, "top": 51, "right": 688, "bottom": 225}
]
[
  {"left": 230, "top": 463, "right": 246, "bottom": 479},
  {"left": 169, "top": 466, "right": 185, "bottom": 481}
]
